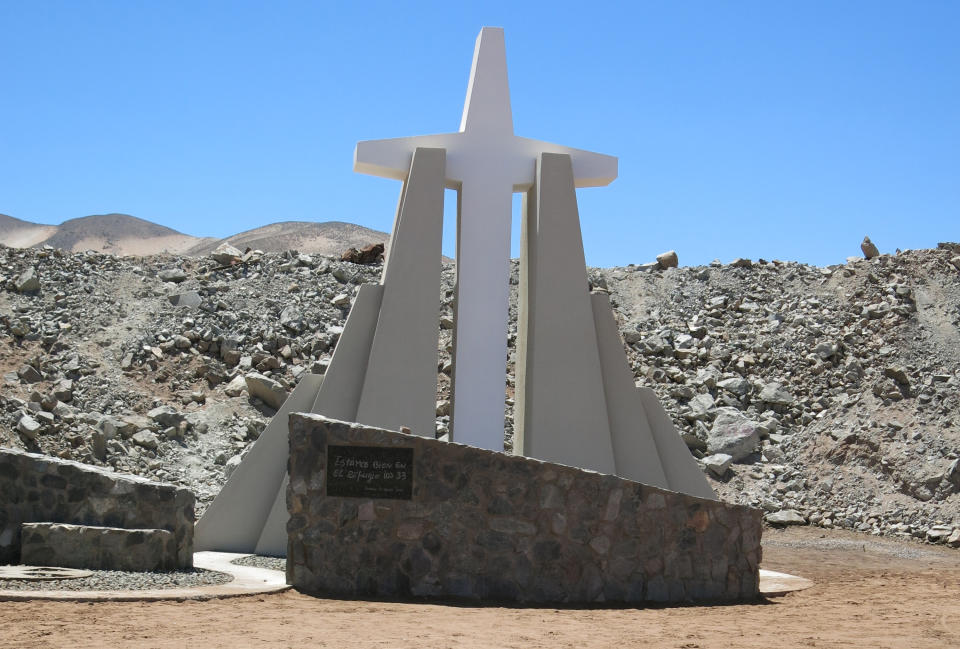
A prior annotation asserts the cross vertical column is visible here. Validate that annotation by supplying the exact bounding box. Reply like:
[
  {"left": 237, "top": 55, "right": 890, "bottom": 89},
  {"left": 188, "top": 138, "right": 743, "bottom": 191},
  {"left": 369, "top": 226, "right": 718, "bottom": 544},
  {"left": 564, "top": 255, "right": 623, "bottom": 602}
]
[{"left": 450, "top": 171, "right": 514, "bottom": 450}]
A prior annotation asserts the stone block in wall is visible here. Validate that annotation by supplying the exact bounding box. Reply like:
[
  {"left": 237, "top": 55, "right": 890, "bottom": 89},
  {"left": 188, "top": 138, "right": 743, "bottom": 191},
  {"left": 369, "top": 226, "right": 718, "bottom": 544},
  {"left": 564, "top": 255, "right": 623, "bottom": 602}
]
[
  {"left": 20, "top": 523, "right": 177, "bottom": 572},
  {"left": 0, "top": 447, "right": 194, "bottom": 568},
  {"left": 286, "top": 414, "right": 763, "bottom": 604}
]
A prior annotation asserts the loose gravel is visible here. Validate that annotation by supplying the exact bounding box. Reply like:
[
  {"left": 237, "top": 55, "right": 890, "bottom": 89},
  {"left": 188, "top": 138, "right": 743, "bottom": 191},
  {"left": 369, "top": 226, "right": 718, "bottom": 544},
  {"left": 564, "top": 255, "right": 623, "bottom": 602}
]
[
  {"left": 231, "top": 555, "right": 285, "bottom": 572},
  {"left": 0, "top": 567, "right": 232, "bottom": 592}
]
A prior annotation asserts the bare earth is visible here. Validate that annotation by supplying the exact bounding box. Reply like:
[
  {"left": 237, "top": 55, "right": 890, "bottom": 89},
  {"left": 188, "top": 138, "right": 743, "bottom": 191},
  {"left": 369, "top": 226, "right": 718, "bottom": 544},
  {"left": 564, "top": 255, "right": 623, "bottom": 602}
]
[{"left": 1, "top": 526, "right": 957, "bottom": 649}]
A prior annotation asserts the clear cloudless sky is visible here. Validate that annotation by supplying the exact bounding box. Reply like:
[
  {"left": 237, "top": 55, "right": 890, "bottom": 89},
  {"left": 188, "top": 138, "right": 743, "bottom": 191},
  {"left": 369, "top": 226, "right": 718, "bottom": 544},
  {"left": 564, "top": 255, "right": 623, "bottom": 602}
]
[{"left": 1, "top": 1, "right": 958, "bottom": 267}]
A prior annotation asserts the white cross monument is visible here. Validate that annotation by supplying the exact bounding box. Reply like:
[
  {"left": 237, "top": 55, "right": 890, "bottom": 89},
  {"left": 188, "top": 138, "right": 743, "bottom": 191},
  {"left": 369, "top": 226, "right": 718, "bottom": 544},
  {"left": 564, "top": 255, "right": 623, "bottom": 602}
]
[
  {"left": 194, "top": 27, "right": 714, "bottom": 558},
  {"left": 354, "top": 27, "right": 617, "bottom": 450}
]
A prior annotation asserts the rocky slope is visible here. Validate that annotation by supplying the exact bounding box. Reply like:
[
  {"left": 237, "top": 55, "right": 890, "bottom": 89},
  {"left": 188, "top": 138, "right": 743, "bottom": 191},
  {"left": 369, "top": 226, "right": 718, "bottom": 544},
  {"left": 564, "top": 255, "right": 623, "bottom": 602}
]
[{"left": 2, "top": 243, "right": 959, "bottom": 546}]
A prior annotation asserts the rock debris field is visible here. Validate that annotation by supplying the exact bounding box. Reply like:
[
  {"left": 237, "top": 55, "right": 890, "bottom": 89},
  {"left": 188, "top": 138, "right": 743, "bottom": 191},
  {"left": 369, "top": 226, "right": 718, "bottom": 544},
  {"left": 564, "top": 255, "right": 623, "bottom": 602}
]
[{"left": 1, "top": 241, "right": 959, "bottom": 547}]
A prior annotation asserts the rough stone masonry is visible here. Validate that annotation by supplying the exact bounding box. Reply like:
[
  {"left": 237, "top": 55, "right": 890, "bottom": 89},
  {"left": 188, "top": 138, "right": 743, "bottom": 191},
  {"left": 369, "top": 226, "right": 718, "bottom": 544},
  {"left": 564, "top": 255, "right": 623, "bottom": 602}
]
[
  {"left": 0, "top": 447, "right": 194, "bottom": 568},
  {"left": 286, "top": 414, "right": 762, "bottom": 603}
]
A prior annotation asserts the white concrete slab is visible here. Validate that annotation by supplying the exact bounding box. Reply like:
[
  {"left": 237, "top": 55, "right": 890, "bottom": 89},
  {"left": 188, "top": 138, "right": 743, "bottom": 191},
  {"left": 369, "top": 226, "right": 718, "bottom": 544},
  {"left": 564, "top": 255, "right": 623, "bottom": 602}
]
[{"left": 0, "top": 552, "right": 289, "bottom": 602}]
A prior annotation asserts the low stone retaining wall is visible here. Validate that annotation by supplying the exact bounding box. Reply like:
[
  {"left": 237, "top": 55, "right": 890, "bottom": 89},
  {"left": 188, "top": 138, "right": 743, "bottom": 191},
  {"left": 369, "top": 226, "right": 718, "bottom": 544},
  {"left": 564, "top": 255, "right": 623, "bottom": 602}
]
[
  {"left": 0, "top": 448, "right": 194, "bottom": 569},
  {"left": 20, "top": 523, "right": 177, "bottom": 572},
  {"left": 286, "top": 414, "right": 762, "bottom": 604}
]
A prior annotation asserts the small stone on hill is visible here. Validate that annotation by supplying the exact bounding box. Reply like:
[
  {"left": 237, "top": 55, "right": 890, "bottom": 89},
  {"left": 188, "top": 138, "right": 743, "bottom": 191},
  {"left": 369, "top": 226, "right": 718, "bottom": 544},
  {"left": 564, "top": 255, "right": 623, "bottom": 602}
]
[
  {"left": 158, "top": 268, "right": 186, "bottom": 283},
  {"left": 245, "top": 372, "right": 287, "bottom": 409},
  {"left": 132, "top": 430, "right": 159, "bottom": 450},
  {"left": 18, "top": 415, "right": 41, "bottom": 439},
  {"left": 656, "top": 250, "right": 678, "bottom": 269},
  {"left": 211, "top": 243, "right": 243, "bottom": 266},
  {"left": 707, "top": 408, "right": 760, "bottom": 461},
  {"left": 15, "top": 267, "right": 41, "bottom": 293},
  {"left": 766, "top": 509, "right": 806, "bottom": 526},
  {"left": 702, "top": 453, "right": 733, "bottom": 478},
  {"left": 861, "top": 236, "right": 880, "bottom": 259},
  {"left": 168, "top": 291, "right": 201, "bottom": 308}
]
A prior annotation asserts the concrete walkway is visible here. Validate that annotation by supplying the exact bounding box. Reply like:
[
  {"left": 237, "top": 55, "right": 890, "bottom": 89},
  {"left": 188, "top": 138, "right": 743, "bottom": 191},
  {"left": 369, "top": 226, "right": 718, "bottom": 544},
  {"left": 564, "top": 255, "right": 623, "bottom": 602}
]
[
  {"left": 759, "top": 569, "right": 814, "bottom": 596},
  {"left": 0, "top": 557, "right": 809, "bottom": 603},
  {"left": 0, "top": 552, "right": 290, "bottom": 602}
]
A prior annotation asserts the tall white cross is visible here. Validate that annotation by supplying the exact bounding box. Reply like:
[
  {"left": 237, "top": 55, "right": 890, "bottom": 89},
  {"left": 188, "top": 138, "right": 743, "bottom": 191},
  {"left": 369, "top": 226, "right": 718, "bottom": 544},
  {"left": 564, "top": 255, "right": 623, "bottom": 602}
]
[{"left": 354, "top": 27, "right": 618, "bottom": 451}]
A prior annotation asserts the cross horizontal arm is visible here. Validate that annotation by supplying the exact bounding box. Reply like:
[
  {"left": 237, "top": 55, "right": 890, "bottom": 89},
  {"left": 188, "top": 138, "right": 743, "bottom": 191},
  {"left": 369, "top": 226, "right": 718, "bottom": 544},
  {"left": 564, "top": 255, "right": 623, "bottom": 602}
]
[{"left": 354, "top": 134, "right": 459, "bottom": 180}]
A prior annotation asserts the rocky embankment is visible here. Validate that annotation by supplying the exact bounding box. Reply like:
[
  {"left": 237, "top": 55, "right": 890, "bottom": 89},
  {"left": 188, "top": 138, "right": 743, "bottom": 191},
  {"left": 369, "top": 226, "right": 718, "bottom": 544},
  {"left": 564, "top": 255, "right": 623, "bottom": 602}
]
[{"left": 1, "top": 242, "right": 959, "bottom": 546}]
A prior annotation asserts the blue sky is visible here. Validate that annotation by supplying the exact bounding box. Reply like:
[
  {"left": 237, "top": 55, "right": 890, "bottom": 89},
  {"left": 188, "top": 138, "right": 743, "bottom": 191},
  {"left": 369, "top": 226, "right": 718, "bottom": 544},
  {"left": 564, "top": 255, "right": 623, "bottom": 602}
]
[{"left": 1, "top": 1, "right": 957, "bottom": 267}]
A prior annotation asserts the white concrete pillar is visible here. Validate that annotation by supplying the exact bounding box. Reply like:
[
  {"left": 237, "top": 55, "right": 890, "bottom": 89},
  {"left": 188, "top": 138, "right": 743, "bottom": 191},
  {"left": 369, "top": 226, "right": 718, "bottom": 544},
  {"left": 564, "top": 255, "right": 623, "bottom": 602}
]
[{"left": 449, "top": 171, "right": 514, "bottom": 451}]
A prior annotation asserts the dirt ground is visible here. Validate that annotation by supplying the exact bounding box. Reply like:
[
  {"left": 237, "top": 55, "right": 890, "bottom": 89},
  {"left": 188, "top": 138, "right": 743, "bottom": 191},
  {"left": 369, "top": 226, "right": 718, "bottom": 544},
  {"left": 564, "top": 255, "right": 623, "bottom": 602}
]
[{"left": 1, "top": 526, "right": 958, "bottom": 649}]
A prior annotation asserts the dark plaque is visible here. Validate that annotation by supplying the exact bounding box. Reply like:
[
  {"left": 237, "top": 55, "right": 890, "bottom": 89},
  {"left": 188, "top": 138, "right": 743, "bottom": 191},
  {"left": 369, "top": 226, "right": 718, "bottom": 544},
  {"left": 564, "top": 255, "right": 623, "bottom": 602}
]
[{"left": 326, "top": 445, "right": 414, "bottom": 499}]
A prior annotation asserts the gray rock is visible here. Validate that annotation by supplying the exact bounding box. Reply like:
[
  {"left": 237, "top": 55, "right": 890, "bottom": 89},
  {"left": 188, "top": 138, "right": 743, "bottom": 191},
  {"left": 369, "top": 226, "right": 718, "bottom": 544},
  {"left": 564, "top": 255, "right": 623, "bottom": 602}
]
[
  {"left": 730, "top": 258, "right": 752, "bottom": 268},
  {"left": 244, "top": 372, "right": 287, "bottom": 409},
  {"left": 331, "top": 293, "right": 352, "bottom": 308},
  {"left": 224, "top": 374, "right": 248, "bottom": 397},
  {"left": 168, "top": 290, "right": 202, "bottom": 308},
  {"left": 947, "top": 529, "right": 960, "bottom": 548},
  {"left": 17, "top": 364, "right": 42, "bottom": 383},
  {"left": 707, "top": 408, "right": 760, "bottom": 461},
  {"left": 147, "top": 406, "right": 186, "bottom": 428},
  {"left": 765, "top": 509, "right": 806, "bottom": 526},
  {"left": 52, "top": 379, "right": 73, "bottom": 402},
  {"left": 224, "top": 453, "right": 243, "bottom": 480},
  {"left": 717, "top": 377, "right": 751, "bottom": 396},
  {"left": 15, "top": 267, "right": 41, "bottom": 293},
  {"left": 685, "top": 393, "right": 715, "bottom": 420},
  {"left": 656, "top": 250, "right": 678, "bottom": 269},
  {"left": 758, "top": 382, "right": 795, "bottom": 406},
  {"left": 280, "top": 305, "right": 304, "bottom": 333},
  {"left": 158, "top": 268, "right": 187, "bottom": 283},
  {"left": 947, "top": 458, "right": 960, "bottom": 487},
  {"left": 17, "top": 415, "right": 41, "bottom": 439},
  {"left": 861, "top": 236, "right": 879, "bottom": 259},
  {"left": 884, "top": 366, "right": 910, "bottom": 386},
  {"left": 89, "top": 429, "right": 106, "bottom": 460},
  {"left": 702, "top": 453, "right": 733, "bottom": 477},
  {"left": 132, "top": 430, "right": 159, "bottom": 450},
  {"left": 210, "top": 243, "right": 243, "bottom": 266}
]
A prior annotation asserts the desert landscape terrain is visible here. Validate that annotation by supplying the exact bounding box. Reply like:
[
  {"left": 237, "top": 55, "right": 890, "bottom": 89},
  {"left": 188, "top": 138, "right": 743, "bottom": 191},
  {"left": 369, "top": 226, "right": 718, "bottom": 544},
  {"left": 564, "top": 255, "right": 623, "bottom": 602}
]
[
  {"left": 1, "top": 223, "right": 958, "bottom": 647},
  {"left": 1, "top": 526, "right": 958, "bottom": 648}
]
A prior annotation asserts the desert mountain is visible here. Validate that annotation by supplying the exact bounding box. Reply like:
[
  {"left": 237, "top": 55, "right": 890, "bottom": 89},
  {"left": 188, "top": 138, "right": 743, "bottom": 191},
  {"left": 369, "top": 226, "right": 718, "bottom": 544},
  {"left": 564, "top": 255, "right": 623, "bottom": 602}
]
[
  {"left": 181, "top": 221, "right": 390, "bottom": 258},
  {"left": 0, "top": 214, "right": 389, "bottom": 258}
]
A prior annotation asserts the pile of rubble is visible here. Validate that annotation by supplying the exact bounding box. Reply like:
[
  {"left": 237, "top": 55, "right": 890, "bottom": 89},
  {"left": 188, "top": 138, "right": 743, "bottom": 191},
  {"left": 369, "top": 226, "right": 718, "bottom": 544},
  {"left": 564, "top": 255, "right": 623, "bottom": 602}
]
[{"left": 1, "top": 241, "right": 958, "bottom": 546}]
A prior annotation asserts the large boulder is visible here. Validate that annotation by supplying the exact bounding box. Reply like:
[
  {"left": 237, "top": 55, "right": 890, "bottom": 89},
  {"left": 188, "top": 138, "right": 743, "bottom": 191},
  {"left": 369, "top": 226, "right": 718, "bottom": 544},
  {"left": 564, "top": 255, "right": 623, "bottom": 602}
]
[
  {"left": 656, "top": 250, "right": 678, "bottom": 269},
  {"left": 210, "top": 243, "right": 243, "bottom": 266},
  {"left": 707, "top": 408, "right": 760, "bottom": 461},
  {"left": 244, "top": 372, "right": 287, "bottom": 409},
  {"left": 15, "top": 267, "right": 41, "bottom": 293},
  {"left": 157, "top": 268, "right": 187, "bottom": 283},
  {"left": 758, "top": 382, "right": 795, "bottom": 407},
  {"left": 766, "top": 509, "right": 806, "bottom": 527}
]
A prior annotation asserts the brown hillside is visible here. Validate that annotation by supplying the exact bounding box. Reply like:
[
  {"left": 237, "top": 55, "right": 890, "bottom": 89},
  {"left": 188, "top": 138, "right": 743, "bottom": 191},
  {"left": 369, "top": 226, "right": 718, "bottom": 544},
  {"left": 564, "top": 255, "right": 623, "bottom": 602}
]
[{"left": 183, "top": 221, "right": 389, "bottom": 257}]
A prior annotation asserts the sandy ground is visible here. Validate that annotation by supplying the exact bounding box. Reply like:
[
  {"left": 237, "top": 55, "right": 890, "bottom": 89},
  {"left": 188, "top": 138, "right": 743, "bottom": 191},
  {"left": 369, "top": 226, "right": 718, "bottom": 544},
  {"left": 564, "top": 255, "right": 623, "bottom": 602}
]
[{"left": 1, "top": 526, "right": 958, "bottom": 649}]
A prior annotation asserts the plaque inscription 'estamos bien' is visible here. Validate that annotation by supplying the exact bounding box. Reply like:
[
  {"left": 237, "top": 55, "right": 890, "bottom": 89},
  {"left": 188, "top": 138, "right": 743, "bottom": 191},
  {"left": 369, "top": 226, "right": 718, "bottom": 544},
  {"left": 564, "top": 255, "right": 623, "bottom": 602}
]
[{"left": 325, "top": 445, "right": 414, "bottom": 500}]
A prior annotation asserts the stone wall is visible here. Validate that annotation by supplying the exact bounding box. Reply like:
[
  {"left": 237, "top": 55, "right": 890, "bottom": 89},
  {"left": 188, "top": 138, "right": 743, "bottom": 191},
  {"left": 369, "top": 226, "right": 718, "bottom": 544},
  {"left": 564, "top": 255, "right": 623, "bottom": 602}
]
[
  {"left": 0, "top": 448, "right": 194, "bottom": 568},
  {"left": 20, "top": 523, "right": 177, "bottom": 572},
  {"left": 286, "top": 414, "right": 762, "bottom": 604}
]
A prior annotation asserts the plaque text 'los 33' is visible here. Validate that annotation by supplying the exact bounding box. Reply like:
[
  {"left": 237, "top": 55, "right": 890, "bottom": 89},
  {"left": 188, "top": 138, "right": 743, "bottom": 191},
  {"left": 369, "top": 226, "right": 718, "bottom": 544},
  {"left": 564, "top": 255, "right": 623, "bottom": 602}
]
[{"left": 326, "top": 445, "right": 414, "bottom": 499}]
